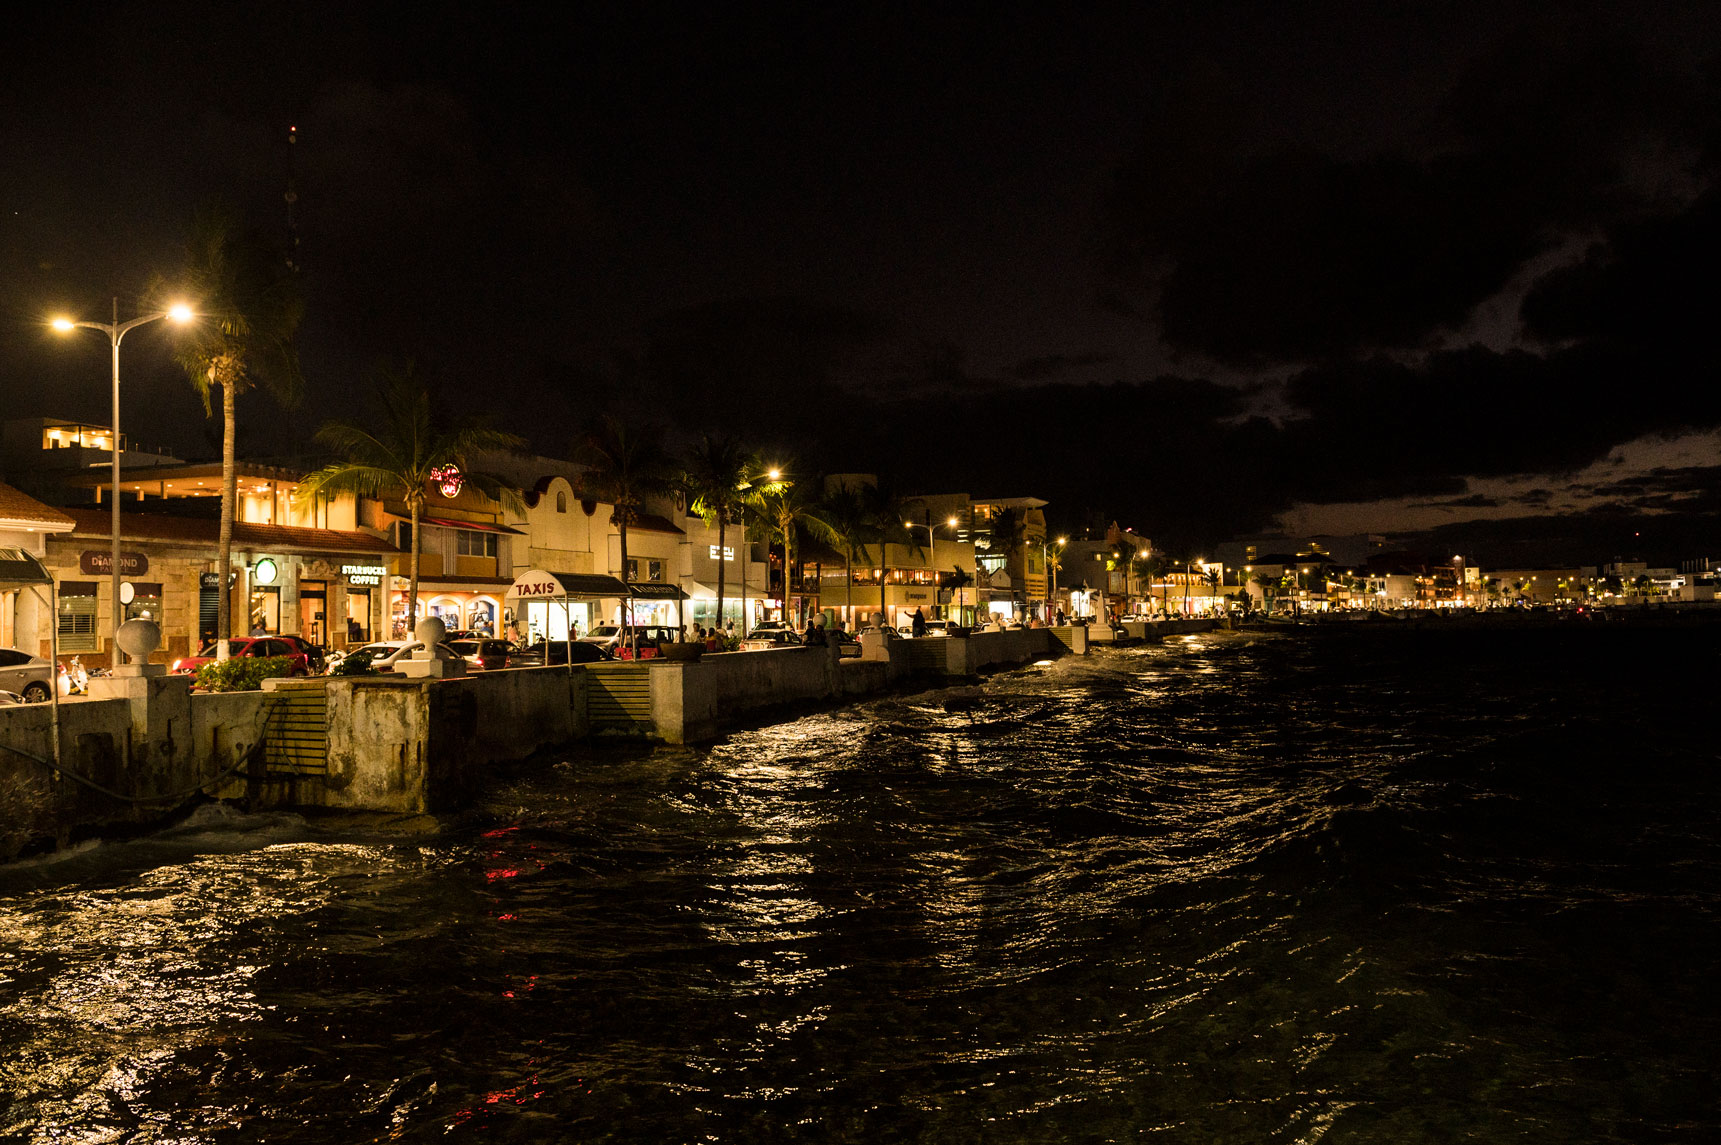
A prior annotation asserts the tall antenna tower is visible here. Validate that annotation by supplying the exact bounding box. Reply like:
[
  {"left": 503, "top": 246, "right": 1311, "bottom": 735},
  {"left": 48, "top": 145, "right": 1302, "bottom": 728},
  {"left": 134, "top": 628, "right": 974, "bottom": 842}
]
[{"left": 284, "top": 123, "right": 301, "bottom": 273}]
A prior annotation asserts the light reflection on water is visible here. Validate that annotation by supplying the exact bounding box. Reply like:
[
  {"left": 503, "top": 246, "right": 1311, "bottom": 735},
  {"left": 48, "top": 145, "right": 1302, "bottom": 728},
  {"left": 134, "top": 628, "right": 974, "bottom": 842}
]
[{"left": 1, "top": 629, "right": 1718, "bottom": 1141}]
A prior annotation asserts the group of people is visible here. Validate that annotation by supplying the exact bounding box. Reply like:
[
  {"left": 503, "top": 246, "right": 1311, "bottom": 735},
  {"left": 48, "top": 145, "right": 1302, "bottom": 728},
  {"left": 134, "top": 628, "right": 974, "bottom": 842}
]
[{"left": 690, "top": 620, "right": 736, "bottom": 649}]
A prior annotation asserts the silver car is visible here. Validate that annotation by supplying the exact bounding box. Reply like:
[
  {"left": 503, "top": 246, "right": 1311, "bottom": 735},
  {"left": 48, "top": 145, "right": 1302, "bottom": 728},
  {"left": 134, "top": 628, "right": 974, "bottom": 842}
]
[{"left": 0, "top": 647, "right": 53, "bottom": 703}]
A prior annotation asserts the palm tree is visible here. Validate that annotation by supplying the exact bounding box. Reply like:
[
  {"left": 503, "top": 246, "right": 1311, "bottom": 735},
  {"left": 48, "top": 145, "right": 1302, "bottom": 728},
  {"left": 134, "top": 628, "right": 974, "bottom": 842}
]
[
  {"left": 987, "top": 506, "right": 1027, "bottom": 618},
  {"left": 1137, "top": 554, "right": 1169, "bottom": 616},
  {"left": 1252, "top": 572, "right": 1278, "bottom": 614},
  {"left": 170, "top": 206, "right": 304, "bottom": 659},
  {"left": 683, "top": 434, "right": 756, "bottom": 634},
  {"left": 751, "top": 474, "right": 833, "bottom": 628},
  {"left": 813, "top": 485, "right": 875, "bottom": 628},
  {"left": 576, "top": 416, "right": 677, "bottom": 642},
  {"left": 865, "top": 485, "right": 918, "bottom": 627},
  {"left": 297, "top": 363, "right": 525, "bottom": 633}
]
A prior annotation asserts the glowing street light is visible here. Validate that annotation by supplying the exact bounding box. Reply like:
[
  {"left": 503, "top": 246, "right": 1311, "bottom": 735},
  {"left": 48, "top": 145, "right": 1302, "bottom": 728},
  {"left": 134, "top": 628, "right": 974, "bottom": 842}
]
[
  {"left": 51, "top": 299, "right": 195, "bottom": 659},
  {"left": 1042, "top": 535, "right": 1067, "bottom": 618},
  {"left": 903, "top": 515, "right": 958, "bottom": 618}
]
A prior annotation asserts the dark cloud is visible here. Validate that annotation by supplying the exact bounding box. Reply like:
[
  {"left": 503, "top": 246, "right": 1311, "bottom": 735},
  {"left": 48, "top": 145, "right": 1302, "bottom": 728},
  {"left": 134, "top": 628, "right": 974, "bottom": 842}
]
[
  {"left": 1576, "top": 465, "right": 1721, "bottom": 512},
  {"left": 1011, "top": 352, "right": 1115, "bottom": 382},
  {"left": 1400, "top": 507, "right": 1720, "bottom": 567},
  {"left": 1107, "top": 14, "right": 1714, "bottom": 367},
  {"left": 1414, "top": 494, "right": 1503, "bottom": 509},
  {"left": 1522, "top": 189, "right": 1721, "bottom": 380}
]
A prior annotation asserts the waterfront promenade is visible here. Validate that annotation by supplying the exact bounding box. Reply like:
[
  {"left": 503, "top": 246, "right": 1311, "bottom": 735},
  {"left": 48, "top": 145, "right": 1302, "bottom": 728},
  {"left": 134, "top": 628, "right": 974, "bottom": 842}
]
[{"left": 1, "top": 624, "right": 1128, "bottom": 861}]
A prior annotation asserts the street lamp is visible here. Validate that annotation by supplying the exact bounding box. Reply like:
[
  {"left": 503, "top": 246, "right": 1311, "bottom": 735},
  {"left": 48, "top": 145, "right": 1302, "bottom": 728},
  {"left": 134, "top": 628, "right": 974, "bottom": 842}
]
[
  {"left": 52, "top": 299, "right": 194, "bottom": 659},
  {"left": 903, "top": 515, "right": 957, "bottom": 618},
  {"left": 1041, "top": 535, "right": 1067, "bottom": 619},
  {"left": 732, "top": 465, "right": 785, "bottom": 633}
]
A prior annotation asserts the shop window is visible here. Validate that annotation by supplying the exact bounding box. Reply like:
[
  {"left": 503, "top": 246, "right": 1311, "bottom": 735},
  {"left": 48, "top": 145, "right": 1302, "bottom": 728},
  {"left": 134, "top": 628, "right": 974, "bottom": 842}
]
[
  {"left": 249, "top": 586, "right": 280, "bottom": 635},
  {"left": 57, "top": 582, "right": 98, "bottom": 652},
  {"left": 456, "top": 530, "right": 498, "bottom": 557},
  {"left": 124, "top": 581, "right": 163, "bottom": 624},
  {"left": 345, "top": 590, "right": 371, "bottom": 643},
  {"left": 624, "top": 558, "right": 663, "bottom": 582}
]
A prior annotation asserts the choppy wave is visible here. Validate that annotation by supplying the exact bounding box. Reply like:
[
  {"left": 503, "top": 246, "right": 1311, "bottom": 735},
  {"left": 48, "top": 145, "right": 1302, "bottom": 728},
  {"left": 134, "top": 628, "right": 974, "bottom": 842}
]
[{"left": 2, "top": 628, "right": 1717, "bottom": 1142}]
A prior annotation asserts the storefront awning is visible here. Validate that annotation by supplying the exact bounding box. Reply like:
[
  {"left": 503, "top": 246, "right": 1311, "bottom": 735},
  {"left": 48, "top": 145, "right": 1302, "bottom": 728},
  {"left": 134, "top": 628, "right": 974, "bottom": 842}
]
[
  {"left": 421, "top": 517, "right": 525, "bottom": 535},
  {"left": 0, "top": 547, "right": 53, "bottom": 591},
  {"left": 627, "top": 582, "right": 687, "bottom": 600},
  {"left": 509, "top": 569, "right": 630, "bottom": 599},
  {"left": 684, "top": 577, "right": 771, "bottom": 599}
]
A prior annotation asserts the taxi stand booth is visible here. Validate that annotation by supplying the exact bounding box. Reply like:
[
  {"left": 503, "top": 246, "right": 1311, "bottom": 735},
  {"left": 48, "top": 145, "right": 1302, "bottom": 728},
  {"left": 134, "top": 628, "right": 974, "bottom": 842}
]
[
  {"left": 506, "top": 569, "right": 689, "bottom": 672},
  {"left": 0, "top": 549, "right": 62, "bottom": 765}
]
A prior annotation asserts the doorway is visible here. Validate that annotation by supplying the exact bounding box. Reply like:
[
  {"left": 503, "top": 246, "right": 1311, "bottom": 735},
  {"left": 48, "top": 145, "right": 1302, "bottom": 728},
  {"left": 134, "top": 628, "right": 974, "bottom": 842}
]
[{"left": 299, "top": 580, "right": 327, "bottom": 646}]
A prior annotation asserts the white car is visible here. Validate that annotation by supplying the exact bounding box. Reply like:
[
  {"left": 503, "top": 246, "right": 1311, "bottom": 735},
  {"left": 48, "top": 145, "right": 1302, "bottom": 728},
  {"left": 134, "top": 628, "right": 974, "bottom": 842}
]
[
  {"left": 336, "top": 640, "right": 458, "bottom": 673},
  {"left": 0, "top": 647, "right": 53, "bottom": 703}
]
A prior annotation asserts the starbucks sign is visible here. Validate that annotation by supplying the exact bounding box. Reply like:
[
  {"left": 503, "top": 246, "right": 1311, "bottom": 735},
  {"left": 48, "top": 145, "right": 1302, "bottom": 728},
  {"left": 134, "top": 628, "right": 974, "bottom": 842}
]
[{"left": 342, "top": 563, "right": 387, "bottom": 587}]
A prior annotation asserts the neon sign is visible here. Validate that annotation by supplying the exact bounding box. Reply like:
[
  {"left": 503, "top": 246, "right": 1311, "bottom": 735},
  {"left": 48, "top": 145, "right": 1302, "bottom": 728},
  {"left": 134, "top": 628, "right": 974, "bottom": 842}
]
[{"left": 430, "top": 464, "right": 464, "bottom": 498}]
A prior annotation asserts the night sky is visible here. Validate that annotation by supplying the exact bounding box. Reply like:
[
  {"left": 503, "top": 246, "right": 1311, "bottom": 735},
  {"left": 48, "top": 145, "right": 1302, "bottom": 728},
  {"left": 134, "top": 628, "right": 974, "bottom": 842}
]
[{"left": 4, "top": 2, "right": 1719, "bottom": 561}]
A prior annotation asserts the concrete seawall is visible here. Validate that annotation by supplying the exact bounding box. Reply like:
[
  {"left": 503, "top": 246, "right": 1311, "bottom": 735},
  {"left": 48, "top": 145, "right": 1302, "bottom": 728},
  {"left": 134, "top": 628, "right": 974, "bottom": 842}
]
[
  {"left": 0, "top": 678, "right": 273, "bottom": 859},
  {"left": 2, "top": 626, "right": 1082, "bottom": 856}
]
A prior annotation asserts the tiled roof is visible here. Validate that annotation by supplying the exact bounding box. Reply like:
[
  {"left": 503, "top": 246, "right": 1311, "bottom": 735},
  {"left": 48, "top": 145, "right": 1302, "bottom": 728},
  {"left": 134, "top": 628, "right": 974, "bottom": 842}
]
[
  {"left": 631, "top": 512, "right": 686, "bottom": 535},
  {"left": 64, "top": 508, "right": 396, "bottom": 555},
  {"left": 0, "top": 483, "right": 77, "bottom": 529}
]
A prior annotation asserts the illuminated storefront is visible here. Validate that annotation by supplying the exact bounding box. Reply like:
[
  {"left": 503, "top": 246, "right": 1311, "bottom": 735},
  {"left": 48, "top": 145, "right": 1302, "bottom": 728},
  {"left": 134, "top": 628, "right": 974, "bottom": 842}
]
[{"left": 35, "top": 509, "right": 392, "bottom": 666}]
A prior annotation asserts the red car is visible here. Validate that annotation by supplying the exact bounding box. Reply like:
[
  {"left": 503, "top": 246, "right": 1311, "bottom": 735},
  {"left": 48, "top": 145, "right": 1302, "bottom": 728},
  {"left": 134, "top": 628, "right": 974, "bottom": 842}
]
[{"left": 171, "top": 637, "right": 314, "bottom": 677}]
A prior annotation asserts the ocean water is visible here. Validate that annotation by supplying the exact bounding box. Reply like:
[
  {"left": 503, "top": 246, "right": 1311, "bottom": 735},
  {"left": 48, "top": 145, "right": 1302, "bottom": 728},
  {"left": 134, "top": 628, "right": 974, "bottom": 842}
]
[{"left": 1, "top": 628, "right": 1717, "bottom": 1142}]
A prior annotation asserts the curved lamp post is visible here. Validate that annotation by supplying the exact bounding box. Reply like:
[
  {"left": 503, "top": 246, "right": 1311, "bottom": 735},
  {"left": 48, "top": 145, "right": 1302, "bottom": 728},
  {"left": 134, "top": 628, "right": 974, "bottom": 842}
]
[
  {"left": 1042, "top": 536, "right": 1067, "bottom": 618},
  {"left": 737, "top": 467, "right": 783, "bottom": 628},
  {"left": 903, "top": 515, "right": 957, "bottom": 618},
  {"left": 52, "top": 300, "right": 194, "bottom": 659}
]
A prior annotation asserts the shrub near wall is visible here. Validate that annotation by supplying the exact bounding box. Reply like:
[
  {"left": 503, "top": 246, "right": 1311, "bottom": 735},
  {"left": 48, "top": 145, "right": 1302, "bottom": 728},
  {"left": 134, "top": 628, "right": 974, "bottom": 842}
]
[{"left": 195, "top": 656, "right": 296, "bottom": 692}]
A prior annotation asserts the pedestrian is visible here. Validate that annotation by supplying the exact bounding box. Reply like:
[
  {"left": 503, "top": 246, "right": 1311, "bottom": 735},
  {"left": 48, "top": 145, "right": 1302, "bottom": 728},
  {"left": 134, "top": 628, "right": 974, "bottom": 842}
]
[{"left": 911, "top": 607, "right": 927, "bottom": 637}]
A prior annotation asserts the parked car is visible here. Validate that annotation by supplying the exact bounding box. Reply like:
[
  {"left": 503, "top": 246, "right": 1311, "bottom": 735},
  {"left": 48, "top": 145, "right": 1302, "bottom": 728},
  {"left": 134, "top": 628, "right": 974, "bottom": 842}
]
[
  {"left": 0, "top": 690, "right": 28, "bottom": 705},
  {"left": 170, "top": 637, "right": 313, "bottom": 678},
  {"left": 739, "top": 627, "right": 803, "bottom": 651},
  {"left": 578, "top": 624, "right": 681, "bottom": 659},
  {"left": 449, "top": 638, "right": 517, "bottom": 670},
  {"left": 272, "top": 634, "right": 328, "bottom": 673},
  {"left": 830, "top": 629, "right": 862, "bottom": 658},
  {"left": 512, "top": 640, "right": 612, "bottom": 666},
  {"left": 0, "top": 647, "right": 54, "bottom": 703},
  {"left": 334, "top": 640, "right": 460, "bottom": 673}
]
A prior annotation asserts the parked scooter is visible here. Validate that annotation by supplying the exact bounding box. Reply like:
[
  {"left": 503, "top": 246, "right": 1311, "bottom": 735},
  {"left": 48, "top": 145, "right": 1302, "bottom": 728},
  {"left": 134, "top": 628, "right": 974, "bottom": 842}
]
[{"left": 57, "top": 656, "right": 88, "bottom": 696}]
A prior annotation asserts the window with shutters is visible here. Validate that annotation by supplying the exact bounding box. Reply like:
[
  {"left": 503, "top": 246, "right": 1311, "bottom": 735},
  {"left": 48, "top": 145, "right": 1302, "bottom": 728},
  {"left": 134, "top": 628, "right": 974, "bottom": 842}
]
[{"left": 57, "top": 582, "right": 98, "bottom": 652}]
